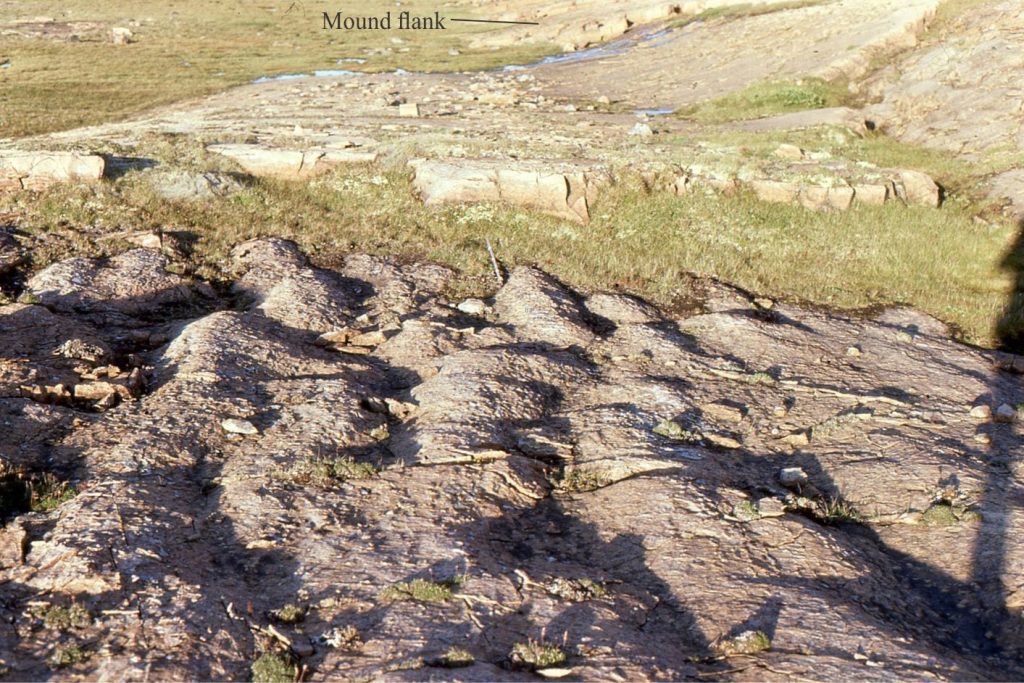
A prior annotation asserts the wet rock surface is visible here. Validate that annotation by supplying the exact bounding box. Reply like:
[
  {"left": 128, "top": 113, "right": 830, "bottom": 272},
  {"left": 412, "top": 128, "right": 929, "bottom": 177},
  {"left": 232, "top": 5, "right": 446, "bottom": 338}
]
[{"left": 2, "top": 239, "right": 1023, "bottom": 679}]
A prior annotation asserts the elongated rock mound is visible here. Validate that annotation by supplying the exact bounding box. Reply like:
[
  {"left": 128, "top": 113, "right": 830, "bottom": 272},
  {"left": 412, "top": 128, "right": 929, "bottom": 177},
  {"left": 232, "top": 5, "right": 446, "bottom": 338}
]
[{"left": 1, "top": 239, "right": 1022, "bottom": 680}]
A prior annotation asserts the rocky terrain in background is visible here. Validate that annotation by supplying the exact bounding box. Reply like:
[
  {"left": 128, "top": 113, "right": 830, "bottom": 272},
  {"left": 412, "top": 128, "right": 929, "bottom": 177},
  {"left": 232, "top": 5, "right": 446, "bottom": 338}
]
[{"left": 2, "top": 0, "right": 1024, "bottom": 680}]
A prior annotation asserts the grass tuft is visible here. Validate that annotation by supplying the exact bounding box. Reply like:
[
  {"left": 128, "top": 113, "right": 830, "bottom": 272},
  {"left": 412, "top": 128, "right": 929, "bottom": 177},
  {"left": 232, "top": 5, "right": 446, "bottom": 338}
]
[
  {"left": 41, "top": 604, "right": 91, "bottom": 631},
  {"left": 251, "top": 651, "right": 296, "bottom": 683},
  {"left": 438, "top": 647, "right": 475, "bottom": 668},
  {"left": 49, "top": 646, "right": 88, "bottom": 670},
  {"left": 510, "top": 640, "right": 568, "bottom": 670},
  {"left": 380, "top": 577, "right": 460, "bottom": 604},
  {"left": 277, "top": 455, "right": 377, "bottom": 488},
  {"left": 676, "top": 78, "right": 852, "bottom": 123},
  {"left": 269, "top": 603, "right": 305, "bottom": 624},
  {"left": 713, "top": 630, "right": 771, "bottom": 656}
]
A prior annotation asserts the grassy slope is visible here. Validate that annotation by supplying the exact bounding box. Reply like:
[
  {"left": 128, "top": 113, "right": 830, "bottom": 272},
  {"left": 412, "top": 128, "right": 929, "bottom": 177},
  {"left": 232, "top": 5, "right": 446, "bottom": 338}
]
[
  {"left": 0, "top": 1, "right": 554, "bottom": 138},
  {"left": 8, "top": 136, "right": 1017, "bottom": 347}
]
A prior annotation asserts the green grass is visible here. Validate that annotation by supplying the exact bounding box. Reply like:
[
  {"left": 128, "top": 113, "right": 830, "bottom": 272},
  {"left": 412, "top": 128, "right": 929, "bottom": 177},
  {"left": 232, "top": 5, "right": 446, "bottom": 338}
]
[
  {"left": 5, "top": 127, "right": 1022, "bottom": 348},
  {"left": 0, "top": 466, "right": 76, "bottom": 517},
  {"left": 921, "top": 502, "right": 981, "bottom": 526},
  {"left": 380, "top": 578, "right": 459, "bottom": 603},
  {"left": 269, "top": 603, "right": 305, "bottom": 624},
  {"left": 49, "top": 645, "right": 88, "bottom": 669},
  {"left": 438, "top": 647, "right": 475, "bottom": 668},
  {"left": 0, "top": 1, "right": 557, "bottom": 139},
  {"left": 510, "top": 640, "right": 568, "bottom": 670},
  {"left": 251, "top": 651, "right": 296, "bottom": 683},
  {"left": 30, "top": 472, "right": 77, "bottom": 512},
  {"left": 276, "top": 455, "right": 377, "bottom": 488},
  {"left": 676, "top": 78, "right": 853, "bottom": 124},
  {"left": 815, "top": 496, "right": 863, "bottom": 525},
  {"left": 713, "top": 630, "right": 771, "bottom": 656},
  {"left": 41, "top": 603, "right": 91, "bottom": 630}
]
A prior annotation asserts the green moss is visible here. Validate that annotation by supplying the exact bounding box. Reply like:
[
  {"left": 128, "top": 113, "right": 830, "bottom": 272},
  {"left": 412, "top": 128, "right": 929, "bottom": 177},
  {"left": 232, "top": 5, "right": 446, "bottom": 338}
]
[
  {"left": 714, "top": 630, "right": 771, "bottom": 656},
  {"left": 278, "top": 455, "right": 377, "bottom": 488},
  {"left": 547, "top": 577, "right": 608, "bottom": 602},
  {"left": 380, "top": 578, "right": 459, "bottom": 604},
  {"left": 732, "top": 500, "right": 761, "bottom": 522},
  {"left": 49, "top": 646, "right": 88, "bottom": 669},
  {"left": 557, "top": 468, "right": 611, "bottom": 493},
  {"left": 269, "top": 603, "right": 305, "bottom": 624},
  {"left": 438, "top": 647, "right": 475, "bottom": 668},
  {"left": 510, "top": 640, "right": 568, "bottom": 670},
  {"left": 42, "top": 604, "right": 91, "bottom": 631},
  {"left": 251, "top": 651, "right": 296, "bottom": 683},
  {"left": 921, "top": 503, "right": 980, "bottom": 526}
]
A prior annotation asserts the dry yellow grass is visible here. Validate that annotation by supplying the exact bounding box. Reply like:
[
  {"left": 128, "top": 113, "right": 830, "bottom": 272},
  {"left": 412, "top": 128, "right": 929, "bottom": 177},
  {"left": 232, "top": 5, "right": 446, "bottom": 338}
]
[
  {"left": 7, "top": 139, "right": 1018, "bottom": 347},
  {"left": 0, "top": 1, "right": 555, "bottom": 138}
]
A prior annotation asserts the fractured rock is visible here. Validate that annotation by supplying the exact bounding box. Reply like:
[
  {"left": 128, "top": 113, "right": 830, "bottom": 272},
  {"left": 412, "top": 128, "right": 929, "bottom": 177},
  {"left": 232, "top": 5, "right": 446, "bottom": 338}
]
[
  {"left": 410, "top": 158, "right": 601, "bottom": 224},
  {"left": 898, "top": 169, "right": 941, "bottom": 207},
  {"left": 208, "top": 143, "right": 378, "bottom": 179},
  {"left": 0, "top": 150, "right": 104, "bottom": 191}
]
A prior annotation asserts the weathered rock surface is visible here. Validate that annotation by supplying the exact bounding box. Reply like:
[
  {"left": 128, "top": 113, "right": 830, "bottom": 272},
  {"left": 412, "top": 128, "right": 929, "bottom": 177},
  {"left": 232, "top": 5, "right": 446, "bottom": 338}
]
[
  {"left": 410, "top": 159, "right": 602, "bottom": 223},
  {"left": 0, "top": 151, "right": 104, "bottom": 192},
  {"left": 2, "top": 239, "right": 1023, "bottom": 680},
  {"left": 208, "top": 143, "right": 378, "bottom": 179}
]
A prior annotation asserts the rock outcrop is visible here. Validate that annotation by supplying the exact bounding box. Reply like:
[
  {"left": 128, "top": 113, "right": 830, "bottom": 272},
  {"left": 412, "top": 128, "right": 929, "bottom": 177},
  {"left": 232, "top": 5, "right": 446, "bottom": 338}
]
[
  {"left": 208, "top": 143, "right": 378, "bottom": 179},
  {"left": 2, "top": 240, "right": 1022, "bottom": 680},
  {"left": 410, "top": 158, "right": 603, "bottom": 223},
  {"left": 0, "top": 151, "right": 104, "bottom": 192}
]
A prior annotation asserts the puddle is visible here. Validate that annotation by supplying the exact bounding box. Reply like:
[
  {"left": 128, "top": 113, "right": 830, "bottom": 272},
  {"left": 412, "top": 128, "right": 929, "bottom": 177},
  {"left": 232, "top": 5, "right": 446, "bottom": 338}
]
[
  {"left": 634, "top": 107, "right": 674, "bottom": 117},
  {"left": 250, "top": 24, "right": 678, "bottom": 83}
]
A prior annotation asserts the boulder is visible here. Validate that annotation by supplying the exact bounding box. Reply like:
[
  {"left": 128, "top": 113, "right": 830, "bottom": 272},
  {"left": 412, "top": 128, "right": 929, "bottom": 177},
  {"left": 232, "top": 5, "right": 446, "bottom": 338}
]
[
  {"left": 409, "top": 159, "right": 600, "bottom": 224},
  {"left": 0, "top": 151, "right": 105, "bottom": 191},
  {"left": 898, "top": 169, "right": 941, "bottom": 207},
  {"left": 751, "top": 179, "right": 800, "bottom": 204},
  {"left": 208, "top": 144, "right": 377, "bottom": 179}
]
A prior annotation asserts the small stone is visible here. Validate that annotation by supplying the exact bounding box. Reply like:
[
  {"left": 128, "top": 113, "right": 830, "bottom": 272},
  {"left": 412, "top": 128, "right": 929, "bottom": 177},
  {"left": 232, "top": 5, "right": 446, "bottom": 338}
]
[
  {"left": 773, "top": 405, "right": 789, "bottom": 418},
  {"left": 994, "top": 403, "right": 1017, "bottom": 423},
  {"left": 596, "top": 95, "right": 611, "bottom": 105},
  {"left": 779, "top": 467, "right": 808, "bottom": 487},
  {"left": 398, "top": 103, "right": 420, "bottom": 117},
  {"left": 457, "top": 298, "right": 487, "bottom": 315},
  {"left": 973, "top": 432, "right": 992, "bottom": 445},
  {"left": 629, "top": 122, "right": 654, "bottom": 137},
  {"left": 349, "top": 330, "right": 386, "bottom": 347},
  {"left": 221, "top": 418, "right": 258, "bottom": 435},
  {"left": 316, "top": 328, "right": 356, "bottom": 347},
  {"left": 111, "top": 27, "right": 133, "bottom": 45},
  {"left": 969, "top": 404, "right": 992, "bottom": 420},
  {"left": 703, "top": 401, "right": 745, "bottom": 422},
  {"left": 895, "top": 330, "right": 915, "bottom": 344},
  {"left": 773, "top": 144, "right": 805, "bottom": 161},
  {"left": 291, "top": 638, "right": 315, "bottom": 657},
  {"left": 781, "top": 430, "right": 810, "bottom": 446},
  {"left": 846, "top": 345, "right": 862, "bottom": 357},
  {"left": 705, "top": 433, "right": 742, "bottom": 449},
  {"left": 0, "top": 520, "right": 27, "bottom": 567},
  {"left": 336, "top": 346, "right": 373, "bottom": 356},
  {"left": 362, "top": 397, "right": 388, "bottom": 414},
  {"left": 756, "top": 498, "right": 786, "bottom": 518}
]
